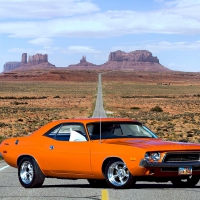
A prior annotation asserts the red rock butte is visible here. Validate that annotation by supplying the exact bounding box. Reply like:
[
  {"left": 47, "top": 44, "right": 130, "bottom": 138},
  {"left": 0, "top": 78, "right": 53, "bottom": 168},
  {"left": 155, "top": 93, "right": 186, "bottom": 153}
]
[{"left": 3, "top": 50, "right": 170, "bottom": 72}]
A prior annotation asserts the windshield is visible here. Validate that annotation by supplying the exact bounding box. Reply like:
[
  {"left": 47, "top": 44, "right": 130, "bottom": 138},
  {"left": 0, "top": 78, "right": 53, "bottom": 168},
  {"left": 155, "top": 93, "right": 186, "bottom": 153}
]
[{"left": 87, "top": 122, "right": 158, "bottom": 140}]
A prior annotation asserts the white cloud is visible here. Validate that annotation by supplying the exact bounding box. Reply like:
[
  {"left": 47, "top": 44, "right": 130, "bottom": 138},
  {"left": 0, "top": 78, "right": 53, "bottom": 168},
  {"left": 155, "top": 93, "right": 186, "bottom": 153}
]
[
  {"left": 0, "top": 0, "right": 99, "bottom": 19},
  {"left": 111, "top": 40, "right": 200, "bottom": 53},
  {"left": 0, "top": 0, "right": 200, "bottom": 38},
  {"left": 28, "top": 38, "right": 53, "bottom": 45},
  {"left": 63, "top": 46, "right": 100, "bottom": 54}
]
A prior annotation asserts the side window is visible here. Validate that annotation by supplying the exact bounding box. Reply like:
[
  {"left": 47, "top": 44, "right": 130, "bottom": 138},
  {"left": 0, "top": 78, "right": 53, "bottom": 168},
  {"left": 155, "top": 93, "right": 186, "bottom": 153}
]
[{"left": 44, "top": 123, "right": 87, "bottom": 142}]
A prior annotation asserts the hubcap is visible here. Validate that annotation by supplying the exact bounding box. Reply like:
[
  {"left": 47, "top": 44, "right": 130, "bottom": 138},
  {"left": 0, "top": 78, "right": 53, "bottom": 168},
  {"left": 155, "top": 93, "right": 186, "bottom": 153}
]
[
  {"left": 107, "top": 161, "right": 129, "bottom": 186},
  {"left": 20, "top": 161, "right": 34, "bottom": 184}
]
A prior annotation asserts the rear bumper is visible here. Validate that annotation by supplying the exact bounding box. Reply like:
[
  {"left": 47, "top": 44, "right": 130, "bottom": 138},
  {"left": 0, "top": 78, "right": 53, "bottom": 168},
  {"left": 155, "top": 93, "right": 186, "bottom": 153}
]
[{"left": 140, "top": 159, "right": 200, "bottom": 168}]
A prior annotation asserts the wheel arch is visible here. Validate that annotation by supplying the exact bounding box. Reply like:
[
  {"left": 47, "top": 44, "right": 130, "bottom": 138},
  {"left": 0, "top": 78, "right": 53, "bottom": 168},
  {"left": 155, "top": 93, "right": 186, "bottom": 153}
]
[
  {"left": 102, "top": 157, "right": 125, "bottom": 177},
  {"left": 17, "top": 155, "right": 39, "bottom": 167}
]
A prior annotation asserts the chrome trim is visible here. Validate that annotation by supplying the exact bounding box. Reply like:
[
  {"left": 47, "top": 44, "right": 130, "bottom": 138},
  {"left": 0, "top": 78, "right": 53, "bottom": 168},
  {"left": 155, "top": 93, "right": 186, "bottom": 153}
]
[
  {"left": 162, "top": 152, "right": 200, "bottom": 163},
  {"left": 101, "top": 156, "right": 129, "bottom": 177},
  {"left": 161, "top": 167, "right": 200, "bottom": 172},
  {"left": 50, "top": 145, "right": 54, "bottom": 150},
  {"left": 140, "top": 159, "right": 200, "bottom": 168}
]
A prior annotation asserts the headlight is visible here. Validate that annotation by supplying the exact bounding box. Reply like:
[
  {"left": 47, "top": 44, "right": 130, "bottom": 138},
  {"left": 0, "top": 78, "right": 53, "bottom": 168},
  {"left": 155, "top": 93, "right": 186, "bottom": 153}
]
[{"left": 145, "top": 152, "right": 160, "bottom": 162}]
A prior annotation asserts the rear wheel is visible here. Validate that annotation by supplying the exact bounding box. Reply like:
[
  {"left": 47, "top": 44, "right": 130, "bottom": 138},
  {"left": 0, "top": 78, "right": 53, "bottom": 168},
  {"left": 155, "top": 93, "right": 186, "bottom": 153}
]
[
  {"left": 18, "top": 157, "right": 45, "bottom": 188},
  {"left": 171, "top": 176, "right": 199, "bottom": 187},
  {"left": 105, "top": 158, "right": 134, "bottom": 189}
]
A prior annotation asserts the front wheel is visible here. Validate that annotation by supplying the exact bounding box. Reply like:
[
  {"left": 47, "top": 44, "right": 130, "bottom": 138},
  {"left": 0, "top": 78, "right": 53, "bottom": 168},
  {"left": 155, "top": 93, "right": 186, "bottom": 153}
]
[
  {"left": 18, "top": 157, "right": 45, "bottom": 188},
  {"left": 105, "top": 158, "right": 134, "bottom": 189},
  {"left": 171, "top": 176, "right": 199, "bottom": 187}
]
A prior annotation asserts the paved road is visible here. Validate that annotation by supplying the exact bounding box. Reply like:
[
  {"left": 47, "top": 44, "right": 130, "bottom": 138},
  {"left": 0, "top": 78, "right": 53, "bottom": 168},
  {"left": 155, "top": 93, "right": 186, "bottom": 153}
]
[
  {"left": 1, "top": 161, "right": 200, "bottom": 200},
  {"left": 1, "top": 74, "right": 200, "bottom": 199},
  {"left": 92, "top": 73, "right": 107, "bottom": 118}
]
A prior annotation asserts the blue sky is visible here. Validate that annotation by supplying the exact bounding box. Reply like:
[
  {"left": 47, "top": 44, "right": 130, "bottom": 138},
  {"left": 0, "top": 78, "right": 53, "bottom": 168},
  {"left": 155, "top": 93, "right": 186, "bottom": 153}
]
[{"left": 0, "top": 0, "right": 200, "bottom": 72}]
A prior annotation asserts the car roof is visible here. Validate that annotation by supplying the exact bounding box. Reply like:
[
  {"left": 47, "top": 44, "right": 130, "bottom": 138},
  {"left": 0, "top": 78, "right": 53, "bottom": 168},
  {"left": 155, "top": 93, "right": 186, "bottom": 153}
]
[
  {"left": 52, "top": 118, "right": 138, "bottom": 124},
  {"left": 31, "top": 118, "right": 140, "bottom": 137}
]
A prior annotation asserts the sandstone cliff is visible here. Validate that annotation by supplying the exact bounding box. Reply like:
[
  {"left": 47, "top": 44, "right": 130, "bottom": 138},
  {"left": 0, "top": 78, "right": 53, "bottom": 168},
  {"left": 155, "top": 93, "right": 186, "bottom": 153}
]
[
  {"left": 108, "top": 50, "right": 159, "bottom": 63},
  {"left": 4, "top": 62, "right": 21, "bottom": 72},
  {"left": 28, "top": 53, "right": 48, "bottom": 65},
  {"left": 101, "top": 50, "right": 170, "bottom": 71},
  {"left": 68, "top": 50, "right": 170, "bottom": 72},
  {"left": 21, "top": 53, "right": 27, "bottom": 65},
  {"left": 3, "top": 53, "right": 55, "bottom": 72}
]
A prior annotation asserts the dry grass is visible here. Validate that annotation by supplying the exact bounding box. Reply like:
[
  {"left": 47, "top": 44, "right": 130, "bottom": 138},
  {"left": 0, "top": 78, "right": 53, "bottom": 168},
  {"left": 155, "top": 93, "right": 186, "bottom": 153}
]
[
  {"left": 102, "top": 71, "right": 200, "bottom": 143},
  {"left": 0, "top": 81, "right": 97, "bottom": 138},
  {"left": 0, "top": 70, "right": 200, "bottom": 144}
]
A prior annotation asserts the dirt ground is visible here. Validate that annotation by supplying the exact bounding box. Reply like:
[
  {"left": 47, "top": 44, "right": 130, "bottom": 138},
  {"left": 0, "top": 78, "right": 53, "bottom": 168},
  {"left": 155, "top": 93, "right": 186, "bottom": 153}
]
[
  {"left": 0, "top": 69, "right": 199, "bottom": 143},
  {"left": 102, "top": 71, "right": 200, "bottom": 143}
]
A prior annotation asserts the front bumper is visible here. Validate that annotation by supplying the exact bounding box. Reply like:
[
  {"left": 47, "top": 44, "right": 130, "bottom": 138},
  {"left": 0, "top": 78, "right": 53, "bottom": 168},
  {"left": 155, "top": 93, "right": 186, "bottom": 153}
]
[{"left": 140, "top": 159, "right": 200, "bottom": 168}]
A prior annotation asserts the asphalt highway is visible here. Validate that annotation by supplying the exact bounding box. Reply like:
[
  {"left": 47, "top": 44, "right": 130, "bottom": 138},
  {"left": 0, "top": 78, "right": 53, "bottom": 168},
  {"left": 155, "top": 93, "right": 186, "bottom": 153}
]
[
  {"left": 1, "top": 161, "right": 200, "bottom": 200},
  {"left": 92, "top": 73, "right": 107, "bottom": 118},
  {"left": 1, "top": 74, "right": 200, "bottom": 199}
]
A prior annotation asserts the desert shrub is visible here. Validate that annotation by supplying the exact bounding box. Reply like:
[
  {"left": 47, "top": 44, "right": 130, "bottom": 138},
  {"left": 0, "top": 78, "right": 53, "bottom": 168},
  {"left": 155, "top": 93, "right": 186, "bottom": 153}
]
[
  {"left": 0, "top": 122, "right": 7, "bottom": 127},
  {"left": 150, "top": 106, "right": 163, "bottom": 112},
  {"left": 11, "top": 101, "right": 28, "bottom": 105},
  {"left": 187, "top": 133, "right": 193, "bottom": 137},
  {"left": 53, "top": 96, "right": 60, "bottom": 98},
  {"left": 178, "top": 138, "right": 189, "bottom": 142},
  {"left": 0, "top": 135, "right": 5, "bottom": 142},
  {"left": 131, "top": 107, "right": 140, "bottom": 110}
]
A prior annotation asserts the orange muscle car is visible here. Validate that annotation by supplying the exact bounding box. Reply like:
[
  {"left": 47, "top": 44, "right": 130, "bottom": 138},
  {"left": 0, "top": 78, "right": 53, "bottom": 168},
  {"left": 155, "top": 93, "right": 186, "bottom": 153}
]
[{"left": 1, "top": 118, "right": 200, "bottom": 189}]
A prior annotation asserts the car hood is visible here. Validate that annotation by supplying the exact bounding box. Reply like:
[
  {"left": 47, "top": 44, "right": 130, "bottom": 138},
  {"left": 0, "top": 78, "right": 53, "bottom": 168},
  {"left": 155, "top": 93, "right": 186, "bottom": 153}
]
[{"left": 103, "top": 138, "right": 200, "bottom": 151}]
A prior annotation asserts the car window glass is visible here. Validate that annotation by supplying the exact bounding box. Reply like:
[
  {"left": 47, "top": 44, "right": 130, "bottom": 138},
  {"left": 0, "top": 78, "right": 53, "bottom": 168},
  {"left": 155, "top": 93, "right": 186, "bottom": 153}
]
[
  {"left": 87, "top": 122, "right": 157, "bottom": 140},
  {"left": 44, "top": 123, "right": 87, "bottom": 141}
]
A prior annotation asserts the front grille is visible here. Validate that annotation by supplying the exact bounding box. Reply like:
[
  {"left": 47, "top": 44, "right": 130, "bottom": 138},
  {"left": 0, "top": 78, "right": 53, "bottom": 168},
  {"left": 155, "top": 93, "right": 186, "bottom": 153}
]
[
  {"left": 161, "top": 167, "right": 200, "bottom": 172},
  {"left": 164, "top": 153, "right": 200, "bottom": 162},
  {"left": 161, "top": 167, "right": 178, "bottom": 172}
]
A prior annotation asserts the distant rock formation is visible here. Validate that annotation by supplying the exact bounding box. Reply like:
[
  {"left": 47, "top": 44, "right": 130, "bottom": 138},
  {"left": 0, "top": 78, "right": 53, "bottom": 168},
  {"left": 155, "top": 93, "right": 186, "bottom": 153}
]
[
  {"left": 3, "top": 53, "right": 55, "bottom": 72},
  {"left": 3, "top": 50, "right": 170, "bottom": 72},
  {"left": 80, "top": 56, "right": 86, "bottom": 64},
  {"left": 28, "top": 53, "right": 48, "bottom": 65},
  {"left": 21, "top": 53, "right": 27, "bottom": 65},
  {"left": 68, "top": 50, "right": 170, "bottom": 72},
  {"left": 101, "top": 50, "right": 170, "bottom": 71},
  {"left": 108, "top": 50, "right": 159, "bottom": 63},
  {"left": 4, "top": 62, "right": 21, "bottom": 72},
  {"left": 68, "top": 56, "right": 97, "bottom": 69}
]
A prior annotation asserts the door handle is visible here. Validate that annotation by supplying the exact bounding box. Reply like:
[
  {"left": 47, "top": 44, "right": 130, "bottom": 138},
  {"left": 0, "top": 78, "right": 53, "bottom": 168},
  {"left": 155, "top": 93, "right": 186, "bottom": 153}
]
[{"left": 50, "top": 145, "right": 54, "bottom": 150}]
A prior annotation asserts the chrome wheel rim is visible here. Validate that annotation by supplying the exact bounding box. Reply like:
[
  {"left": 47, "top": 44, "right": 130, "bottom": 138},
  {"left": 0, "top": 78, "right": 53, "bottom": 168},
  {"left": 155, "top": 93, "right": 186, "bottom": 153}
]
[
  {"left": 20, "top": 161, "right": 34, "bottom": 185},
  {"left": 107, "top": 161, "right": 129, "bottom": 186}
]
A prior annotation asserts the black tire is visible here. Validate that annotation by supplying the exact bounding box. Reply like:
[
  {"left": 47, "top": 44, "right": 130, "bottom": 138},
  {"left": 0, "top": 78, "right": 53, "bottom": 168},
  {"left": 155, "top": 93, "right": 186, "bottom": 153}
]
[
  {"left": 171, "top": 176, "right": 199, "bottom": 188},
  {"left": 18, "top": 157, "right": 45, "bottom": 188},
  {"left": 105, "top": 158, "right": 134, "bottom": 189},
  {"left": 87, "top": 179, "right": 108, "bottom": 188}
]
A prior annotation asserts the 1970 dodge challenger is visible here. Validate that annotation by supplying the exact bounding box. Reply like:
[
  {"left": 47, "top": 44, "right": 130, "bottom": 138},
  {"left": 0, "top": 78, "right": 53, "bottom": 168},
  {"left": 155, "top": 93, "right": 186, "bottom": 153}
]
[{"left": 1, "top": 118, "right": 200, "bottom": 189}]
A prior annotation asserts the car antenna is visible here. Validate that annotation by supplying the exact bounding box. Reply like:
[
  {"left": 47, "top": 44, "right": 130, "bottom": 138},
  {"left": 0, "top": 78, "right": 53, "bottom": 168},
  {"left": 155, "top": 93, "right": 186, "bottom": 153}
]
[{"left": 100, "top": 115, "right": 101, "bottom": 144}]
